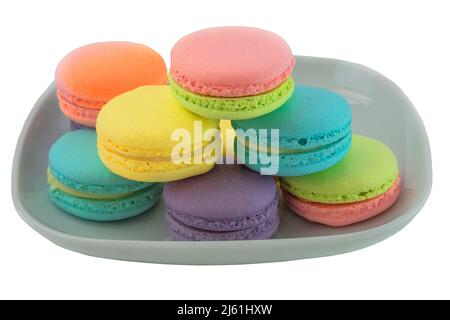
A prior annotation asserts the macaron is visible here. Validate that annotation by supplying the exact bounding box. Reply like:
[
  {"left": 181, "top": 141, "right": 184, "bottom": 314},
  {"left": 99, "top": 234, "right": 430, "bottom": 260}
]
[
  {"left": 232, "top": 85, "right": 352, "bottom": 176},
  {"left": 96, "top": 85, "right": 220, "bottom": 182},
  {"left": 281, "top": 135, "right": 401, "bottom": 227},
  {"left": 47, "top": 129, "right": 162, "bottom": 221},
  {"left": 56, "top": 41, "right": 167, "bottom": 127},
  {"left": 164, "top": 164, "right": 279, "bottom": 240},
  {"left": 169, "top": 26, "right": 295, "bottom": 120}
]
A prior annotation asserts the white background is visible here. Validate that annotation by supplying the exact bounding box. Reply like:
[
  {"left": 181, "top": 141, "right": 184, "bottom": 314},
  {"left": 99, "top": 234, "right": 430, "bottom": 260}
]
[{"left": 1, "top": 0, "right": 449, "bottom": 299}]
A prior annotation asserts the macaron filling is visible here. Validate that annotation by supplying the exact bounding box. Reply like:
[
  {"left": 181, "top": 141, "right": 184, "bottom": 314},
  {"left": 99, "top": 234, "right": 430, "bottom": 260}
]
[
  {"left": 168, "top": 75, "right": 294, "bottom": 119},
  {"left": 170, "top": 57, "right": 295, "bottom": 97}
]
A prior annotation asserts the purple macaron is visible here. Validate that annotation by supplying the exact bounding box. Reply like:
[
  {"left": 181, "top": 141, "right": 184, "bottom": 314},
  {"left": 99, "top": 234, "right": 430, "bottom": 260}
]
[{"left": 164, "top": 164, "right": 279, "bottom": 241}]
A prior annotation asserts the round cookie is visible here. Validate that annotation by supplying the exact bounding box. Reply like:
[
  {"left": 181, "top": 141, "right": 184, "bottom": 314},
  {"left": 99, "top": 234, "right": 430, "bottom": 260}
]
[
  {"left": 56, "top": 41, "right": 167, "bottom": 127},
  {"left": 169, "top": 27, "right": 295, "bottom": 120},
  {"left": 96, "top": 86, "right": 220, "bottom": 182},
  {"left": 164, "top": 164, "right": 279, "bottom": 240},
  {"left": 281, "top": 135, "right": 400, "bottom": 226},
  {"left": 232, "top": 85, "right": 352, "bottom": 176},
  {"left": 48, "top": 129, "right": 162, "bottom": 221}
]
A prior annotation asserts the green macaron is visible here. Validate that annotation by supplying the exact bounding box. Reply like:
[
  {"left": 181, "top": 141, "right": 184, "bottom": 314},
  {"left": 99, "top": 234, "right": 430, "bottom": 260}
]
[{"left": 281, "top": 135, "right": 401, "bottom": 226}]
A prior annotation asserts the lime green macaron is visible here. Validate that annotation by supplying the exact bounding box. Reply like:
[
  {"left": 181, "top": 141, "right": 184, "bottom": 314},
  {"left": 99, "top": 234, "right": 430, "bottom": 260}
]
[
  {"left": 282, "top": 135, "right": 399, "bottom": 203},
  {"left": 281, "top": 135, "right": 401, "bottom": 226}
]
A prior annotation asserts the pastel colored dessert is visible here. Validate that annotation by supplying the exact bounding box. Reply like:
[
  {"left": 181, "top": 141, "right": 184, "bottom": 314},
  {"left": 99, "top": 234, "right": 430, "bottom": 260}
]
[
  {"left": 97, "top": 86, "right": 220, "bottom": 182},
  {"left": 48, "top": 129, "right": 162, "bottom": 221},
  {"left": 164, "top": 164, "right": 279, "bottom": 240},
  {"left": 232, "top": 85, "right": 352, "bottom": 176},
  {"left": 281, "top": 135, "right": 401, "bottom": 227},
  {"left": 169, "top": 27, "right": 295, "bottom": 120},
  {"left": 56, "top": 41, "right": 167, "bottom": 127}
]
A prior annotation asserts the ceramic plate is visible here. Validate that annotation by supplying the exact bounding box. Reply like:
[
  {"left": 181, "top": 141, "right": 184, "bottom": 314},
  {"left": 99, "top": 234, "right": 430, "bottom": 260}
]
[{"left": 11, "top": 56, "right": 432, "bottom": 265}]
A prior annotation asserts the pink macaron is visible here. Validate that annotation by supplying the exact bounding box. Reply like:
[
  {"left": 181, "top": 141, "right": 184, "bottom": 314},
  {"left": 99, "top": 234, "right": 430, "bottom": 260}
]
[{"left": 168, "top": 26, "right": 295, "bottom": 119}]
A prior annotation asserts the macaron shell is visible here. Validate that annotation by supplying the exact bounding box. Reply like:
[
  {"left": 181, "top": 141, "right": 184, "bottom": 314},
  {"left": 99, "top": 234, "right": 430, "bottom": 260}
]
[
  {"left": 48, "top": 183, "right": 162, "bottom": 221},
  {"left": 283, "top": 176, "right": 401, "bottom": 227},
  {"left": 163, "top": 164, "right": 277, "bottom": 220},
  {"left": 97, "top": 85, "right": 219, "bottom": 151},
  {"left": 169, "top": 76, "right": 294, "bottom": 120},
  {"left": 56, "top": 41, "right": 167, "bottom": 103},
  {"left": 170, "top": 26, "right": 294, "bottom": 97},
  {"left": 166, "top": 209, "right": 280, "bottom": 241},
  {"left": 281, "top": 135, "right": 399, "bottom": 203},
  {"left": 232, "top": 86, "right": 352, "bottom": 151}
]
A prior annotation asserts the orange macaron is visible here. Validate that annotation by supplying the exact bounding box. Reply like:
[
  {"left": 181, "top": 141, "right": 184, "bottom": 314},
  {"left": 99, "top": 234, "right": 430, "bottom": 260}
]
[{"left": 55, "top": 41, "right": 167, "bottom": 127}]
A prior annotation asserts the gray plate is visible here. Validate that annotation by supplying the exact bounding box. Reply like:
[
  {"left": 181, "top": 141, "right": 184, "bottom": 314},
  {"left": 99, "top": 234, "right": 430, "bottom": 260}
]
[{"left": 11, "top": 56, "right": 432, "bottom": 265}]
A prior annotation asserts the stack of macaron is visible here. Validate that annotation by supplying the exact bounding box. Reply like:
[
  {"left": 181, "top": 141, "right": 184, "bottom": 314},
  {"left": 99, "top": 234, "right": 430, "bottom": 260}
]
[{"left": 47, "top": 26, "right": 401, "bottom": 240}]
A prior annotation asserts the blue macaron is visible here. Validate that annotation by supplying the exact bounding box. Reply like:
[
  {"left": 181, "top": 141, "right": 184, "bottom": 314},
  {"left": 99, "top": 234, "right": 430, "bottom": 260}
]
[
  {"left": 47, "top": 129, "right": 162, "bottom": 221},
  {"left": 232, "top": 85, "right": 352, "bottom": 176}
]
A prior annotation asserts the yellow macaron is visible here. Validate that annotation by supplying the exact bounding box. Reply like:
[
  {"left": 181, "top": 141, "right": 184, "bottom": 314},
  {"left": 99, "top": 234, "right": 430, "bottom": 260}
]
[{"left": 96, "top": 86, "right": 220, "bottom": 182}]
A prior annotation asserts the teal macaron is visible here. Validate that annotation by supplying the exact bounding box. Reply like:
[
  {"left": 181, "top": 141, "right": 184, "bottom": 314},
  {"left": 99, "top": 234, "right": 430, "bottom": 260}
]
[
  {"left": 232, "top": 85, "right": 352, "bottom": 176},
  {"left": 47, "top": 129, "right": 162, "bottom": 221}
]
